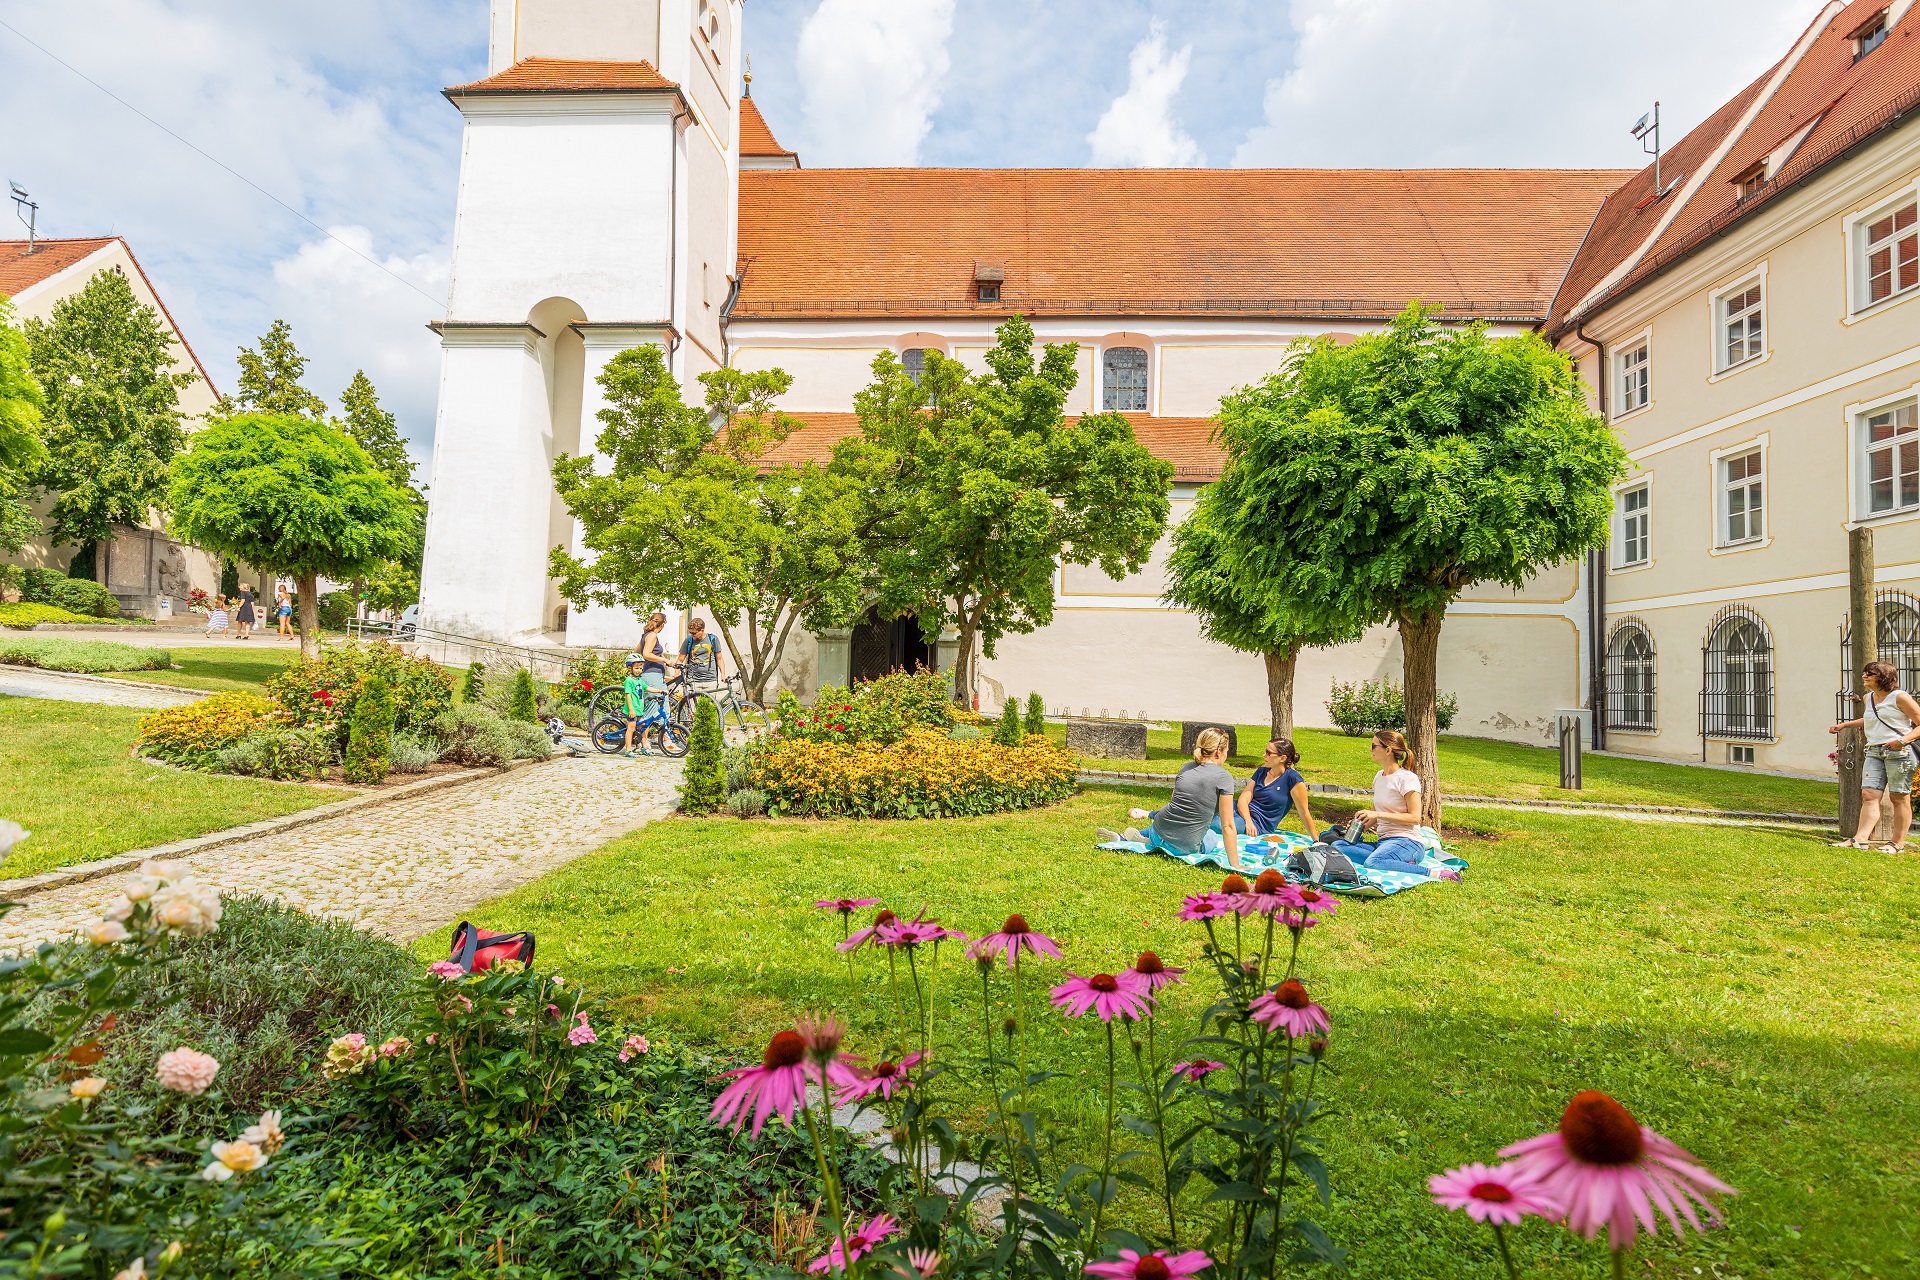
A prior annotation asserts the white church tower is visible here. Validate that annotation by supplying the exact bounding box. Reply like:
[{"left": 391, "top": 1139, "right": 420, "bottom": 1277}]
[{"left": 419, "top": 0, "right": 744, "bottom": 647}]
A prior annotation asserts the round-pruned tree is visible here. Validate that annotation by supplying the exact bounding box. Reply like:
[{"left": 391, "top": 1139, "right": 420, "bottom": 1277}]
[
  {"left": 1208, "top": 305, "right": 1626, "bottom": 825},
  {"left": 168, "top": 413, "right": 416, "bottom": 660}
]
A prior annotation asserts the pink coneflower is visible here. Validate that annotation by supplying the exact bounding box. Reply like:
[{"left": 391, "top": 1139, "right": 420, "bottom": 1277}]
[
  {"left": 1249, "top": 979, "right": 1330, "bottom": 1038},
  {"left": 710, "top": 1030, "right": 812, "bottom": 1137},
  {"left": 1500, "top": 1091, "right": 1734, "bottom": 1253},
  {"left": 1285, "top": 885, "right": 1341, "bottom": 927},
  {"left": 1429, "top": 1162, "right": 1561, "bottom": 1226},
  {"left": 795, "top": 1013, "right": 846, "bottom": 1064},
  {"left": 1219, "top": 874, "right": 1250, "bottom": 896},
  {"left": 1129, "top": 951, "right": 1186, "bottom": 993},
  {"left": 878, "top": 917, "right": 946, "bottom": 950},
  {"left": 1171, "top": 1059, "right": 1226, "bottom": 1083},
  {"left": 806, "top": 1213, "right": 899, "bottom": 1273},
  {"left": 1050, "top": 970, "right": 1154, "bottom": 1023},
  {"left": 1084, "top": 1248, "right": 1213, "bottom": 1278},
  {"left": 906, "top": 1247, "right": 941, "bottom": 1277},
  {"left": 1178, "top": 891, "right": 1232, "bottom": 921},
  {"left": 814, "top": 897, "right": 882, "bottom": 914},
  {"left": 833, "top": 1051, "right": 925, "bottom": 1105},
  {"left": 1234, "top": 869, "right": 1295, "bottom": 917},
  {"left": 837, "top": 908, "right": 898, "bottom": 953},
  {"left": 973, "top": 914, "right": 1064, "bottom": 968}
]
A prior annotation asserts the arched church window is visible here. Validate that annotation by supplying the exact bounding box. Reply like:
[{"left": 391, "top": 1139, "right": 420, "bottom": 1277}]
[
  {"left": 1103, "top": 347, "right": 1149, "bottom": 412},
  {"left": 1702, "top": 604, "right": 1773, "bottom": 740},
  {"left": 1604, "top": 619, "right": 1656, "bottom": 731},
  {"left": 902, "top": 349, "right": 926, "bottom": 387}
]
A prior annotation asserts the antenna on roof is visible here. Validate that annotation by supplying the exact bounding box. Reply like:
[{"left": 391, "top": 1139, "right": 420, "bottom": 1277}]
[
  {"left": 8, "top": 182, "right": 37, "bottom": 254},
  {"left": 1630, "top": 101, "right": 1661, "bottom": 196},
  {"left": 743, "top": 54, "right": 752, "bottom": 97}
]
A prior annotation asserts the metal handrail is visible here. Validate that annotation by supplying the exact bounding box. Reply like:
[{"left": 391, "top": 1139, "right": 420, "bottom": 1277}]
[{"left": 343, "top": 619, "right": 626, "bottom": 682}]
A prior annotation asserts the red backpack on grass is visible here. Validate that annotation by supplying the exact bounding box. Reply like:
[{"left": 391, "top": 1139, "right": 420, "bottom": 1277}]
[{"left": 449, "top": 921, "right": 536, "bottom": 973}]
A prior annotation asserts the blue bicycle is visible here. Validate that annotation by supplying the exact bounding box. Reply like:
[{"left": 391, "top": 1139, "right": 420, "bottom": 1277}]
[{"left": 591, "top": 697, "right": 689, "bottom": 757}]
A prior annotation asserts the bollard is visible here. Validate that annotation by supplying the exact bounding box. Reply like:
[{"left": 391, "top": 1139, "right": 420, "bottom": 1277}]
[{"left": 1558, "top": 715, "right": 1583, "bottom": 790}]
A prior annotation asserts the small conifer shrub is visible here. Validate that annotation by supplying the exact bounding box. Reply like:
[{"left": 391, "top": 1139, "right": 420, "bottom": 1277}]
[
  {"left": 463, "top": 661, "right": 485, "bottom": 703},
  {"left": 509, "top": 669, "right": 539, "bottom": 724},
  {"left": 680, "top": 698, "right": 726, "bottom": 814},
  {"left": 994, "top": 699, "right": 1023, "bottom": 747},
  {"left": 1024, "top": 691, "right": 1046, "bottom": 737},
  {"left": 343, "top": 672, "right": 395, "bottom": 784}
]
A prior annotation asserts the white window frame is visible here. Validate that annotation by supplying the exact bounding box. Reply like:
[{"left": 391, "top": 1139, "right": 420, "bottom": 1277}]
[
  {"left": 1847, "top": 380, "right": 1920, "bottom": 525},
  {"left": 1615, "top": 337, "right": 1652, "bottom": 419},
  {"left": 1101, "top": 345, "right": 1151, "bottom": 412},
  {"left": 1709, "top": 266, "right": 1768, "bottom": 378},
  {"left": 1845, "top": 179, "right": 1920, "bottom": 320},
  {"left": 1710, "top": 435, "right": 1770, "bottom": 552},
  {"left": 1613, "top": 478, "right": 1653, "bottom": 571}
]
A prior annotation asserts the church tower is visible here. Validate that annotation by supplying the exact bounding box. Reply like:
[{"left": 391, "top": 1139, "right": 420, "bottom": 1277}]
[{"left": 420, "top": 0, "right": 744, "bottom": 646}]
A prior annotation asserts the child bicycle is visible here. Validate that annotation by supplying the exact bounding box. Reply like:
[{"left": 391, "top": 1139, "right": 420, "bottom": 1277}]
[{"left": 591, "top": 694, "right": 689, "bottom": 757}]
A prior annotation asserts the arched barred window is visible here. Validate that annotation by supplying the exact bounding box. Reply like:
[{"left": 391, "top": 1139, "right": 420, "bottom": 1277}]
[
  {"left": 1102, "top": 347, "right": 1149, "bottom": 411},
  {"left": 1605, "top": 619, "right": 1656, "bottom": 731},
  {"left": 1702, "top": 605, "right": 1773, "bottom": 740},
  {"left": 1839, "top": 589, "right": 1920, "bottom": 696}
]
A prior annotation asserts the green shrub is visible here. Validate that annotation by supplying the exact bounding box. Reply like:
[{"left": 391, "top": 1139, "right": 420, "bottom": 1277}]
[
  {"left": 680, "top": 698, "right": 726, "bottom": 814},
  {"left": 209, "top": 726, "right": 335, "bottom": 780},
  {"left": 269, "top": 641, "right": 454, "bottom": 746},
  {"left": 994, "top": 698, "right": 1023, "bottom": 746},
  {"left": 1025, "top": 690, "right": 1047, "bottom": 736},
  {"left": 388, "top": 731, "right": 439, "bottom": 774},
  {"left": 508, "top": 668, "right": 539, "bottom": 723},
  {"left": 462, "top": 660, "right": 484, "bottom": 702},
  {"left": 549, "top": 700, "right": 587, "bottom": 728},
  {"left": 344, "top": 671, "right": 395, "bottom": 784},
  {"left": 17, "top": 566, "right": 67, "bottom": 603},
  {"left": 21, "top": 569, "right": 117, "bottom": 618},
  {"left": 427, "top": 704, "right": 518, "bottom": 768},
  {"left": 722, "top": 742, "right": 757, "bottom": 794},
  {"left": 1325, "top": 677, "right": 1459, "bottom": 735},
  {"left": 502, "top": 718, "right": 552, "bottom": 760},
  {"left": 726, "top": 787, "right": 768, "bottom": 817},
  {"left": 317, "top": 590, "right": 355, "bottom": 632},
  {"left": 0, "top": 635, "right": 170, "bottom": 670},
  {"left": 752, "top": 727, "right": 1078, "bottom": 819},
  {"left": 772, "top": 667, "right": 956, "bottom": 746}
]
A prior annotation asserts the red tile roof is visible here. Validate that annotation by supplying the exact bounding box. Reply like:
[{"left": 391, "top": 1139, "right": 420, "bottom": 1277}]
[
  {"left": 756, "top": 411, "right": 1224, "bottom": 482},
  {"left": 1549, "top": 1, "right": 1920, "bottom": 337},
  {"left": 445, "top": 57, "right": 679, "bottom": 96},
  {"left": 740, "top": 96, "right": 797, "bottom": 161},
  {"left": 735, "top": 167, "right": 1628, "bottom": 322}
]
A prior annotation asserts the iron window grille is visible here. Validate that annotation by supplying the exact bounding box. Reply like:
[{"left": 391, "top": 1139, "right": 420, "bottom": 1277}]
[
  {"left": 1836, "top": 591, "right": 1920, "bottom": 719},
  {"left": 1700, "top": 603, "right": 1773, "bottom": 754},
  {"left": 1605, "top": 618, "right": 1657, "bottom": 731},
  {"left": 1102, "top": 347, "right": 1149, "bottom": 412}
]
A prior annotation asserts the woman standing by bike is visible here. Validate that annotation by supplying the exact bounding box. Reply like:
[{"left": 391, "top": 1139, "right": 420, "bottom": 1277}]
[{"left": 637, "top": 613, "right": 681, "bottom": 715}]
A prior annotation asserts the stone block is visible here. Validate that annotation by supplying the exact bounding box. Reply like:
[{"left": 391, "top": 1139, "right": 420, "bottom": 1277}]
[
  {"left": 1180, "top": 721, "right": 1239, "bottom": 758},
  {"left": 1065, "top": 718, "right": 1147, "bottom": 760}
]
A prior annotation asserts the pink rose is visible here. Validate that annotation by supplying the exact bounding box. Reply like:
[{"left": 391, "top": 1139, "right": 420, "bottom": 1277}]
[{"left": 154, "top": 1047, "right": 220, "bottom": 1095}]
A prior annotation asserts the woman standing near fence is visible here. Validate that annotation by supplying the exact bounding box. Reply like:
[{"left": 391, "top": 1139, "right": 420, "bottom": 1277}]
[{"left": 1830, "top": 660, "right": 1920, "bottom": 853}]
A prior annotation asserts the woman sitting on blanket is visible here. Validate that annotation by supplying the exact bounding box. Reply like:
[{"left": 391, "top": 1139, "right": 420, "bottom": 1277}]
[
  {"left": 1097, "top": 728, "right": 1243, "bottom": 871},
  {"left": 1120, "top": 736, "right": 1320, "bottom": 839},
  {"left": 1330, "top": 730, "right": 1433, "bottom": 878}
]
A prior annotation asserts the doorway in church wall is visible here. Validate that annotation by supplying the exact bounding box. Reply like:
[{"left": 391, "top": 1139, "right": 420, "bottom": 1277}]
[{"left": 848, "top": 607, "right": 936, "bottom": 682}]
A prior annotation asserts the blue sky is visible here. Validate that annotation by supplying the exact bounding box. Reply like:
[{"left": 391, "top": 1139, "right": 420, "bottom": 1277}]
[{"left": 0, "top": 0, "right": 1818, "bottom": 470}]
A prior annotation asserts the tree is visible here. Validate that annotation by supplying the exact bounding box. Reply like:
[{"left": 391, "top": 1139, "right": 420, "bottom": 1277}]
[
  {"left": 336, "top": 370, "right": 425, "bottom": 611},
  {"left": 551, "top": 344, "right": 872, "bottom": 704},
  {"left": 1163, "top": 473, "right": 1362, "bottom": 741},
  {"left": 223, "top": 319, "right": 328, "bottom": 418},
  {"left": 463, "top": 662, "right": 485, "bottom": 703},
  {"left": 1211, "top": 305, "right": 1626, "bottom": 824},
  {"left": 679, "top": 698, "right": 725, "bottom": 815},
  {"left": 508, "top": 669, "right": 539, "bottom": 724},
  {"left": 1024, "top": 691, "right": 1046, "bottom": 738},
  {"left": 0, "top": 300, "right": 44, "bottom": 591},
  {"left": 994, "top": 699, "right": 1023, "bottom": 747},
  {"left": 344, "top": 671, "right": 395, "bottom": 784},
  {"left": 23, "top": 270, "right": 192, "bottom": 550},
  {"left": 168, "top": 413, "right": 417, "bottom": 659},
  {"left": 855, "top": 318, "right": 1172, "bottom": 707}
]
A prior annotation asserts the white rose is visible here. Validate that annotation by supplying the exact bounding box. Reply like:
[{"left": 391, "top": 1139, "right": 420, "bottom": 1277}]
[
  {"left": 138, "top": 859, "right": 189, "bottom": 883},
  {"left": 0, "top": 822, "right": 28, "bottom": 857},
  {"left": 150, "top": 880, "right": 222, "bottom": 937},
  {"left": 85, "top": 920, "right": 130, "bottom": 946},
  {"left": 103, "top": 896, "right": 135, "bottom": 923},
  {"left": 121, "top": 874, "right": 160, "bottom": 903}
]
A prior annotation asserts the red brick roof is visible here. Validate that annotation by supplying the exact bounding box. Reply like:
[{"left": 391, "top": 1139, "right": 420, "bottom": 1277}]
[
  {"left": 446, "top": 57, "right": 679, "bottom": 96},
  {"left": 734, "top": 167, "right": 1628, "bottom": 322},
  {"left": 756, "top": 411, "right": 1224, "bottom": 482},
  {"left": 740, "top": 96, "right": 797, "bottom": 161},
  {"left": 0, "top": 236, "right": 215, "bottom": 394},
  {"left": 1549, "top": 1, "right": 1920, "bottom": 337}
]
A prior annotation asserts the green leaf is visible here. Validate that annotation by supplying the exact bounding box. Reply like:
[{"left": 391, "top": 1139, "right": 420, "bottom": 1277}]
[{"left": 0, "top": 1028, "right": 56, "bottom": 1055}]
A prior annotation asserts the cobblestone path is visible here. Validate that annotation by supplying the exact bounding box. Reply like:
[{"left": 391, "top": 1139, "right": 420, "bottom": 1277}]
[
  {"left": 0, "top": 668, "right": 199, "bottom": 708},
  {"left": 0, "top": 755, "right": 682, "bottom": 950}
]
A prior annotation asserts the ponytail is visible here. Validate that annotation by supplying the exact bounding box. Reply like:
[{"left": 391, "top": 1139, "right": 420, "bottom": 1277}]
[
  {"left": 1268, "top": 738, "right": 1300, "bottom": 768},
  {"left": 1372, "top": 729, "right": 1409, "bottom": 765},
  {"left": 1192, "top": 727, "right": 1230, "bottom": 762}
]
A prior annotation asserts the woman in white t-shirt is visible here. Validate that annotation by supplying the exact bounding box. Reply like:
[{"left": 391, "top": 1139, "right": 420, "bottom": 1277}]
[{"left": 1330, "top": 730, "right": 1434, "bottom": 877}]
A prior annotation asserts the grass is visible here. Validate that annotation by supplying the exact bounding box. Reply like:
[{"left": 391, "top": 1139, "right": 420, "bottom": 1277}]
[
  {"left": 0, "top": 697, "right": 348, "bottom": 878},
  {"left": 109, "top": 644, "right": 299, "bottom": 694},
  {"left": 0, "top": 635, "right": 170, "bottom": 673},
  {"left": 1059, "top": 721, "right": 1837, "bottom": 818},
  {"left": 429, "top": 790, "right": 1919, "bottom": 1279}
]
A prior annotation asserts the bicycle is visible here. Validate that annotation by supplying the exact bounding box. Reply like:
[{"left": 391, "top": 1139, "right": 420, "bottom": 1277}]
[
  {"left": 673, "top": 673, "right": 774, "bottom": 742},
  {"left": 590, "top": 692, "right": 689, "bottom": 757}
]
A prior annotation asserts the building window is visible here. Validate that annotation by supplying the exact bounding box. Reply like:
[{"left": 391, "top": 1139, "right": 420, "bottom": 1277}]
[
  {"left": 976, "top": 281, "right": 1000, "bottom": 304},
  {"left": 1617, "top": 343, "right": 1650, "bottom": 414},
  {"left": 1865, "top": 200, "right": 1918, "bottom": 306},
  {"left": 1102, "top": 347, "right": 1149, "bottom": 412},
  {"left": 1721, "top": 448, "right": 1764, "bottom": 544},
  {"left": 1864, "top": 399, "right": 1920, "bottom": 515},
  {"left": 1854, "top": 12, "right": 1889, "bottom": 60},
  {"left": 1841, "top": 590, "right": 1920, "bottom": 696},
  {"left": 1616, "top": 484, "right": 1650, "bottom": 567},
  {"left": 1735, "top": 165, "right": 1766, "bottom": 202},
  {"left": 1702, "top": 605, "right": 1773, "bottom": 740},
  {"left": 1605, "top": 619, "right": 1657, "bottom": 731},
  {"left": 1719, "top": 280, "right": 1763, "bottom": 369},
  {"left": 902, "top": 348, "right": 926, "bottom": 387}
]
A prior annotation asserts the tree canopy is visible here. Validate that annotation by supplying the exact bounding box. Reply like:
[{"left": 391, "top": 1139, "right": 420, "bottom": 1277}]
[
  {"left": 168, "top": 413, "right": 416, "bottom": 657},
  {"left": 223, "top": 319, "right": 328, "bottom": 418},
  {"left": 336, "top": 370, "right": 421, "bottom": 509},
  {"left": 23, "top": 270, "right": 192, "bottom": 547},
  {"left": 1209, "top": 304, "right": 1626, "bottom": 821},
  {"left": 0, "top": 300, "right": 45, "bottom": 589},
  {"left": 551, "top": 344, "right": 872, "bottom": 702},
  {"left": 855, "top": 317, "right": 1172, "bottom": 704}
]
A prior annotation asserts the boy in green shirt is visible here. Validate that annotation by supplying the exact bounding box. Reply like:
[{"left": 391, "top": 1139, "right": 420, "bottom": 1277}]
[{"left": 622, "top": 654, "right": 647, "bottom": 757}]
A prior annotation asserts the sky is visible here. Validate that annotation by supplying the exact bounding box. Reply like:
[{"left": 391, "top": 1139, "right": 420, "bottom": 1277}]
[{"left": 0, "top": 0, "right": 1820, "bottom": 472}]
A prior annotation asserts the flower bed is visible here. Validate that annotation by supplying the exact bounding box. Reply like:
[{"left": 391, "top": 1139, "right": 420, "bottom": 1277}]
[
  {"left": 137, "top": 691, "right": 275, "bottom": 767},
  {"left": 750, "top": 725, "right": 1076, "bottom": 818}
]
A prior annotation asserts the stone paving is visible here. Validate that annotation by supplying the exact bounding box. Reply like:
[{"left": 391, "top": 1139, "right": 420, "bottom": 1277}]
[
  {"left": 0, "top": 667, "right": 200, "bottom": 708},
  {"left": 0, "top": 754, "right": 683, "bottom": 951}
]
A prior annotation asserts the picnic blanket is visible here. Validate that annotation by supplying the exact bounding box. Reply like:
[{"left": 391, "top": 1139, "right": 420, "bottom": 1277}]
[{"left": 1097, "top": 826, "right": 1468, "bottom": 898}]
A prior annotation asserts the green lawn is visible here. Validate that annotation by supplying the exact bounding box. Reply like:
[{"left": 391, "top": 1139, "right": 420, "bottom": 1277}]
[
  {"left": 429, "top": 790, "right": 1918, "bottom": 1279},
  {"left": 0, "top": 697, "right": 348, "bottom": 878},
  {"left": 109, "top": 644, "right": 300, "bottom": 694},
  {"left": 1061, "top": 722, "right": 1837, "bottom": 817}
]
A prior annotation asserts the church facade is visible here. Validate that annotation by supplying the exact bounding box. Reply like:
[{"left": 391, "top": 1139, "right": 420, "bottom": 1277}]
[{"left": 422, "top": 0, "right": 1918, "bottom": 768}]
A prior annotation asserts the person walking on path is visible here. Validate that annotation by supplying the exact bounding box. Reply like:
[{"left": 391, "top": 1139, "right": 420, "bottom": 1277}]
[
  {"left": 235, "top": 586, "right": 257, "bottom": 640},
  {"left": 1830, "top": 660, "right": 1920, "bottom": 852},
  {"left": 204, "top": 595, "right": 230, "bottom": 639},
  {"left": 276, "top": 588, "right": 294, "bottom": 641}
]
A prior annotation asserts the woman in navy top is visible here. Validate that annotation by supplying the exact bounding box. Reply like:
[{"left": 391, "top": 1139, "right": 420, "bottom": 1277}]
[{"left": 1234, "top": 738, "right": 1320, "bottom": 838}]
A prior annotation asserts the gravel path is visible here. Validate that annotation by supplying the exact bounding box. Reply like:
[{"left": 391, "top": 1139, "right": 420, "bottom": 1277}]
[
  {"left": 0, "top": 667, "right": 200, "bottom": 708},
  {"left": 0, "top": 755, "right": 683, "bottom": 950}
]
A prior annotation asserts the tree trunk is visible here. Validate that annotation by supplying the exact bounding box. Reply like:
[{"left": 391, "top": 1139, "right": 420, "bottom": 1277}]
[
  {"left": 951, "top": 619, "right": 979, "bottom": 709},
  {"left": 1263, "top": 647, "right": 1298, "bottom": 741},
  {"left": 1398, "top": 609, "right": 1445, "bottom": 828},
  {"left": 1841, "top": 527, "right": 1875, "bottom": 836},
  {"left": 297, "top": 571, "right": 321, "bottom": 661}
]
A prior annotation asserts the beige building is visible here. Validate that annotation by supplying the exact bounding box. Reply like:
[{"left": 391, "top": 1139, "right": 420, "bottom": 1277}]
[
  {"left": 1548, "top": 0, "right": 1920, "bottom": 772},
  {"left": 1, "top": 236, "right": 227, "bottom": 615}
]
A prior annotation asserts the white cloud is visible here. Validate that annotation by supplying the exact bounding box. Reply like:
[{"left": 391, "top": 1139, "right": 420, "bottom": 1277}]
[
  {"left": 794, "top": 0, "right": 957, "bottom": 165},
  {"left": 1087, "top": 21, "right": 1204, "bottom": 168},
  {"left": 1235, "top": 0, "right": 1814, "bottom": 168}
]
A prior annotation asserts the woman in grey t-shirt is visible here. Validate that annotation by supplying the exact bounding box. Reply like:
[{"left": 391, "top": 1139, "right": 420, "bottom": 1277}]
[{"left": 1099, "top": 728, "right": 1242, "bottom": 870}]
